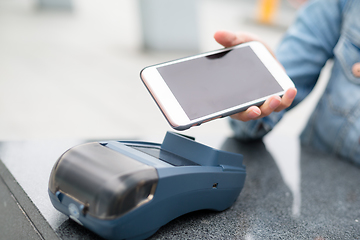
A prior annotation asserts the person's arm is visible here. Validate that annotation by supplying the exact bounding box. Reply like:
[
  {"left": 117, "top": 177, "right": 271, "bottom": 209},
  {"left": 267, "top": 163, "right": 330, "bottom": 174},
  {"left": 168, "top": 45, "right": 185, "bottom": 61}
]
[
  {"left": 214, "top": 0, "right": 342, "bottom": 140},
  {"left": 277, "top": 0, "right": 342, "bottom": 107}
]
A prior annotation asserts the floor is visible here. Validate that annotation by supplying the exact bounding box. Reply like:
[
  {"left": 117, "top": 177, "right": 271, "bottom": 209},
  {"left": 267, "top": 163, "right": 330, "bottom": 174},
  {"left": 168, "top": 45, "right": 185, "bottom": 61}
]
[{"left": 0, "top": 0, "right": 330, "bottom": 143}]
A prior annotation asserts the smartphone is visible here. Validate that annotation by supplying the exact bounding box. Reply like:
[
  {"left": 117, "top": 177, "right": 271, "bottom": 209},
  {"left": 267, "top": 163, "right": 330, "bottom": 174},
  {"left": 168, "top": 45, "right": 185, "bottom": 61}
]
[{"left": 140, "top": 41, "right": 294, "bottom": 131}]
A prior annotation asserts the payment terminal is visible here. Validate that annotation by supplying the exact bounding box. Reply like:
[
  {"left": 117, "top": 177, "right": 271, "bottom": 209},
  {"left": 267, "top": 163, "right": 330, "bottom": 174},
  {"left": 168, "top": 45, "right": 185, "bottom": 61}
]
[{"left": 48, "top": 132, "right": 246, "bottom": 240}]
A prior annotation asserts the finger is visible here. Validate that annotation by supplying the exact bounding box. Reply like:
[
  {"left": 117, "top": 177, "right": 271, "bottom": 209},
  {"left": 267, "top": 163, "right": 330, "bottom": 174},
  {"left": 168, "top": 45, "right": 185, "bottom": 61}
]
[
  {"left": 214, "top": 30, "right": 240, "bottom": 48},
  {"left": 274, "top": 87, "right": 297, "bottom": 112},
  {"left": 254, "top": 96, "right": 282, "bottom": 119},
  {"left": 214, "top": 30, "right": 260, "bottom": 48},
  {"left": 214, "top": 30, "right": 276, "bottom": 58},
  {"left": 230, "top": 106, "right": 261, "bottom": 122}
]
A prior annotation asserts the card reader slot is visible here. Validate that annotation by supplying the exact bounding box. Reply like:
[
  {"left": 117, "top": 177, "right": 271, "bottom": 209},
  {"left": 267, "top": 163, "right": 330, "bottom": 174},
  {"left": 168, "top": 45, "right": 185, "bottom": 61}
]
[{"left": 126, "top": 145, "right": 200, "bottom": 167}]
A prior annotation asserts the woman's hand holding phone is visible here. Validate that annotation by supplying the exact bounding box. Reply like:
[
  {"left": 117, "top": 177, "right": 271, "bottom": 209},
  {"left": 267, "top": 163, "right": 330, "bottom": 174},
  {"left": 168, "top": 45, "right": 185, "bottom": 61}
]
[
  {"left": 141, "top": 30, "right": 296, "bottom": 130},
  {"left": 214, "top": 30, "right": 297, "bottom": 122}
]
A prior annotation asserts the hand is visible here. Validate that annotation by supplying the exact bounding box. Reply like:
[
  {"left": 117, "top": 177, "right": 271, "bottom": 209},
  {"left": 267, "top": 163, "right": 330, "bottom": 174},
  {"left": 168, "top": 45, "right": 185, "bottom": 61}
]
[{"left": 214, "top": 30, "right": 297, "bottom": 122}]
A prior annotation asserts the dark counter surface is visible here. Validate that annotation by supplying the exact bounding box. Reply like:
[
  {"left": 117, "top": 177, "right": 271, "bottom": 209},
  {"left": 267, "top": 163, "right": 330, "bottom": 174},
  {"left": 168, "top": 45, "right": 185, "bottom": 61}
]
[{"left": 1, "top": 133, "right": 359, "bottom": 239}]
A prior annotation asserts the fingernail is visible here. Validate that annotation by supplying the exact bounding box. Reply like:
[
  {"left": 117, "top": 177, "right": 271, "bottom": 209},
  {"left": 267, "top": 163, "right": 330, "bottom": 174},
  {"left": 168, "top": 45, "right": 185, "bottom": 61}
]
[{"left": 249, "top": 108, "right": 261, "bottom": 118}]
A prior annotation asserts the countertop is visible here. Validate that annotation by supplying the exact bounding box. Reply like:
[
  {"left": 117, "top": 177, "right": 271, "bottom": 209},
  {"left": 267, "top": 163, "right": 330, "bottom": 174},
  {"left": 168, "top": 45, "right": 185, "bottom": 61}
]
[{"left": 1, "top": 132, "right": 359, "bottom": 239}]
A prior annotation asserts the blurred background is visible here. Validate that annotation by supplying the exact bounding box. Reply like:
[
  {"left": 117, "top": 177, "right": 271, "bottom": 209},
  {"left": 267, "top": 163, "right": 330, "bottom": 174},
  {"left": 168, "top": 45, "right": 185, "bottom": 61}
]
[{"left": 0, "top": 0, "right": 330, "bottom": 142}]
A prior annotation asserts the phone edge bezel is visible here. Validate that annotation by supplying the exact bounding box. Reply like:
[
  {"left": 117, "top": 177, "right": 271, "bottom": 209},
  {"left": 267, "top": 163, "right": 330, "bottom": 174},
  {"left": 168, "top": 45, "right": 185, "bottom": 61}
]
[{"left": 140, "top": 41, "right": 294, "bottom": 130}]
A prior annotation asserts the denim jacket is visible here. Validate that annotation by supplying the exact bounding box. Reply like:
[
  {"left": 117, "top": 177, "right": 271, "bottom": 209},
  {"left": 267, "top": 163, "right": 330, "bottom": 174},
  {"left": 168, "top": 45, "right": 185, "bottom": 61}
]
[{"left": 230, "top": 0, "right": 360, "bottom": 164}]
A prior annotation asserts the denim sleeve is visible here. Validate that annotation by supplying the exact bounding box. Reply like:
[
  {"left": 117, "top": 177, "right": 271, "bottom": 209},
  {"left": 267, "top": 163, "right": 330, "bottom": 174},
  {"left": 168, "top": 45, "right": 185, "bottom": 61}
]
[{"left": 230, "top": 0, "right": 342, "bottom": 140}]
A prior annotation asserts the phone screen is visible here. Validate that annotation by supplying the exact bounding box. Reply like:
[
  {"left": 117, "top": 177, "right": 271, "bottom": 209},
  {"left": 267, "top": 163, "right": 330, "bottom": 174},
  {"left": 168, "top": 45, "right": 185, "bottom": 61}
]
[{"left": 157, "top": 46, "right": 282, "bottom": 120}]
